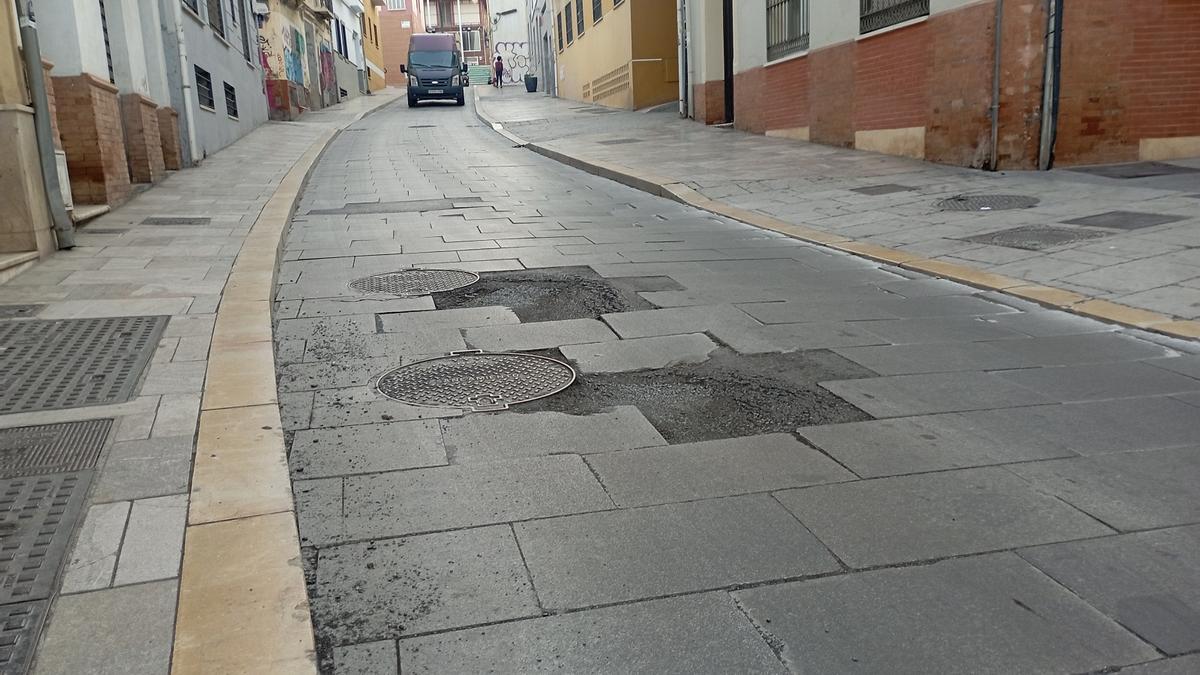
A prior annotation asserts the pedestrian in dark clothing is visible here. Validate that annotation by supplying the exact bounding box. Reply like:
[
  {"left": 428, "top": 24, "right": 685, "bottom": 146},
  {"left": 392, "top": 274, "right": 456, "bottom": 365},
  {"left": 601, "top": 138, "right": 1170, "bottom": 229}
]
[{"left": 494, "top": 56, "right": 505, "bottom": 89}]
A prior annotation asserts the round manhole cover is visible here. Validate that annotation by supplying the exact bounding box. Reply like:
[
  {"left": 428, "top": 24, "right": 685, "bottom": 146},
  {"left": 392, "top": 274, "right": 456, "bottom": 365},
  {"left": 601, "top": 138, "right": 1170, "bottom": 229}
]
[
  {"left": 376, "top": 352, "right": 577, "bottom": 411},
  {"left": 349, "top": 269, "right": 480, "bottom": 296},
  {"left": 937, "top": 194, "right": 1040, "bottom": 211}
]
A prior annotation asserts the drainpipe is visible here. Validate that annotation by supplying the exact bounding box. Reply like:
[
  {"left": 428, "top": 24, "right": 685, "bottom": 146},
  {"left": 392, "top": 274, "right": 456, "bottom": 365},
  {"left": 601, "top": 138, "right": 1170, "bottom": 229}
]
[
  {"left": 169, "top": 0, "right": 200, "bottom": 165},
  {"left": 1037, "top": 0, "right": 1062, "bottom": 170},
  {"left": 677, "top": 0, "right": 689, "bottom": 118},
  {"left": 989, "top": 0, "right": 1003, "bottom": 170},
  {"left": 14, "top": 0, "right": 74, "bottom": 248}
]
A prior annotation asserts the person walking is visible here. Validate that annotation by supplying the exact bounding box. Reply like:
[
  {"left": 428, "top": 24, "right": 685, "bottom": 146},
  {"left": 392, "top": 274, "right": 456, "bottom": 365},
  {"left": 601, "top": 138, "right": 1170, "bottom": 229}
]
[{"left": 493, "top": 55, "right": 505, "bottom": 89}]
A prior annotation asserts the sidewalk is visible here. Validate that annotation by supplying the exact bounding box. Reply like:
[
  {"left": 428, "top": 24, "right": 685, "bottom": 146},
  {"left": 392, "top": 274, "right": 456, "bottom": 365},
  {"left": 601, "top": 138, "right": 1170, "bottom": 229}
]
[
  {"left": 474, "top": 86, "right": 1200, "bottom": 336},
  {"left": 0, "top": 90, "right": 399, "bottom": 675}
]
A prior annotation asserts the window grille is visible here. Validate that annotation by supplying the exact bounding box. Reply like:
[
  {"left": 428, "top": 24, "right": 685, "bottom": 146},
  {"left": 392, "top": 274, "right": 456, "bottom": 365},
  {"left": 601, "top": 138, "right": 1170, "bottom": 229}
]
[
  {"left": 238, "top": 0, "right": 251, "bottom": 61},
  {"left": 556, "top": 12, "right": 564, "bottom": 50},
  {"left": 195, "top": 66, "right": 215, "bottom": 109},
  {"left": 385, "top": 0, "right": 406, "bottom": 9},
  {"left": 565, "top": 3, "right": 574, "bottom": 43},
  {"left": 767, "top": 0, "right": 809, "bottom": 60},
  {"left": 224, "top": 82, "right": 238, "bottom": 118},
  {"left": 576, "top": 0, "right": 585, "bottom": 36},
  {"left": 860, "top": 0, "right": 929, "bottom": 34},
  {"left": 207, "top": 0, "right": 225, "bottom": 38},
  {"left": 183, "top": 0, "right": 199, "bottom": 13},
  {"left": 592, "top": 0, "right": 602, "bottom": 23}
]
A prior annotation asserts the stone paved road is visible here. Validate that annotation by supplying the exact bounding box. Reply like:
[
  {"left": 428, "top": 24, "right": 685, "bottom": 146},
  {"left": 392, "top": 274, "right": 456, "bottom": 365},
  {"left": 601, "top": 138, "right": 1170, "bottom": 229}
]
[{"left": 278, "top": 96, "right": 1200, "bottom": 674}]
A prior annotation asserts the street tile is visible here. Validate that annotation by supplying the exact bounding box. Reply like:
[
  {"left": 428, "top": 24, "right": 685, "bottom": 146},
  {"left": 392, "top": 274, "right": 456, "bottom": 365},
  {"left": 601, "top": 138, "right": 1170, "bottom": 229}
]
[
  {"left": 1146, "top": 353, "right": 1200, "bottom": 379},
  {"left": 298, "top": 296, "right": 435, "bottom": 317},
  {"left": 92, "top": 436, "right": 193, "bottom": 502},
  {"left": 708, "top": 320, "right": 889, "bottom": 353},
  {"left": 60, "top": 501, "right": 130, "bottom": 593},
  {"left": 852, "top": 315, "right": 1030, "bottom": 343},
  {"left": 314, "top": 526, "right": 539, "bottom": 643},
  {"left": 113, "top": 494, "right": 187, "bottom": 585},
  {"left": 440, "top": 406, "right": 665, "bottom": 462},
  {"left": 150, "top": 393, "right": 201, "bottom": 439},
  {"left": 376, "top": 305, "right": 520, "bottom": 332},
  {"left": 774, "top": 467, "right": 1112, "bottom": 567},
  {"left": 1020, "top": 526, "right": 1200, "bottom": 655},
  {"left": 334, "top": 640, "right": 398, "bottom": 675},
  {"left": 559, "top": 333, "right": 718, "bottom": 373},
  {"left": 832, "top": 341, "right": 1030, "bottom": 374},
  {"left": 601, "top": 304, "right": 759, "bottom": 339},
  {"left": 400, "top": 593, "right": 786, "bottom": 674},
  {"left": 589, "top": 433, "right": 855, "bottom": 506},
  {"left": 997, "top": 361, "right": 1200, "bottom": 402},
  {"left": 1117, "top": 655, "right": 1200, "bottom": 675},
  {"left": 291, "top": 420, "right": 447, "bottom": 478},
  {"left": 514, "top": 494, "right": 840, "bottom": 610},
  {"left": 732, "top": 554, "right": 1156, "bottom": 673},
  {"left": 821, "top": 371, "right": 1053, "bottom": 417},
  {"left": 464, "top": 318, "right": 618, "bottom": 351}
]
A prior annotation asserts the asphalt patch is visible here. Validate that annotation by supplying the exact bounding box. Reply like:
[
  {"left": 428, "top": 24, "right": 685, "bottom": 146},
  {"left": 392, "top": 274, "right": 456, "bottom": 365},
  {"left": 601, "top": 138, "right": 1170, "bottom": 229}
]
[
  {"left": 432, "top": 267, "right": 680, "bottom": 322},
  {"left": 518, "top": 348, "right": 876, "bottom": 443}
]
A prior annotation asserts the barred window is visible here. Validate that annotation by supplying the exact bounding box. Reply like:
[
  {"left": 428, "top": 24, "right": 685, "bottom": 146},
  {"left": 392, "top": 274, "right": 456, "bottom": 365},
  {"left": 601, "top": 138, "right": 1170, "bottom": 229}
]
[
  {"left": 195, "top": 66, "right": 215, "bottom": 109},
  {"left": 385, "top": 0, "right": 406, "bottom": 9},
  {"left": 767, "top": 0, "right": 809, "bottom": 61},
  {"left": 462, "top": 30, "right": 481, "bottom": 52},
  {"left": 576, "top": 0, "right": 585, "bottom": 36},
  {"left": 207, "top": 0, "right": 225, "bottom": 39},
  {"left": 565, "top": 3, "right": 574, "bottom": 43},
  {"left": 182, "top": 0, "right": 199, "bottom": 13},
  {"left": 556, "top": 12, "right": 564, "bottom": 50},
  {"left": 860, "top": 0, "right": 929, "bottom": 34},
  {"left": 224, "top": 82, "right": 239, "bottom": 118},
  {"left": 592, "top": 0, "right": 602, "bottom": 23}
]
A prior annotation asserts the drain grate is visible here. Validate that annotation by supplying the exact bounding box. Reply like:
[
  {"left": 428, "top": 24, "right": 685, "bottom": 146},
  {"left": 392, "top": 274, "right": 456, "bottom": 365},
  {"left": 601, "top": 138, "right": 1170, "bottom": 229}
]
[
  {"left": 308, "top": 196, "right": 483, "bottom": 215},
  {"left": 1061, "top": 210, "right": 1187, "bottom": 231},
  {"left": 1069, "top": 161, "right": 1200, "bottom": 179},
  {"left": 79, "top": 228, "right": 129, "bottom": 234},
  {"left": 376, "top": 352, "right": 576, "bottom": 411},
  {"left": 851, "top": 184, "right": 915, "bottom": 196},
  {"left": 0, "top": 420, "right": 112, "bottom": 478},
  {"left": 596, "top": 138, "right": 644, "bottom": 146},
  {"left": 408, "top": 124, "right": 436, "bottom": 129},
  {"left": 0, "top": 601, "right": 45, "bottom": 674},
  {"left": 938, "top": 194, "right": 1040, "bottom": 211},
  {"left": 0, "top": 472, "right": 90, "bottom": 604},
  {"left": 349, "top": 269, "right": 479, "bottom": 297},
  {"left": 0, "top": 316, "right": 168, "bottom": 414},
  {"left": 0, "top": 306, "right": 42, "bottom": 319},
  {"left": 960, "top": 225, "right": 1111, "bottom": 251},
  {"left": 141, "top": 217, "right": 211, "bottom": 226}
]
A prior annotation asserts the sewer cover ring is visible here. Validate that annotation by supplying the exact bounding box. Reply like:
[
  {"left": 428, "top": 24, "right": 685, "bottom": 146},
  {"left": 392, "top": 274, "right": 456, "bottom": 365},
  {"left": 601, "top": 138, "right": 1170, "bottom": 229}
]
[
  {"left": 937, "top": 194, "right": 1040, "bottom": 211},
  {"left": 348, "top": 269, "right": 480, "bottom": 297},
  {"left": 375, "top": 351, "right": 577, "bottom": 411}
]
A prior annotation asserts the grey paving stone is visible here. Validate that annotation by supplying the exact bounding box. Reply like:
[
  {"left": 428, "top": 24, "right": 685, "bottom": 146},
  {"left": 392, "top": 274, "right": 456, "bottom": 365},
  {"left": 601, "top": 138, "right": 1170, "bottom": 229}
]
[
  {"left": 313, "top": 526, "right": 539, "bottom": 643},
  {"left": 376, "top": 306, "right": 520, "bottom": 332},
  {"left": 986, "top": 331, "right": 1176, "bottom": 365},
  {"left": 514, "top": 494, "right": 839, "bottom": 610},
  {"left": 308, "top": 386, "right": 463, "bottom": 429},
  {"left": 400, "top": 593, "right": 786, "bottom": 674},
  {"left": 297, "top": 296, "right": 435, "bottom": 317},
  {"left": 1007, "top": 447, "right": 1200, "bottom": 530},
  {"left": 821, "top": 372, "right": 1053, "bottom": 417},
  {"left": 732, "top": 553, "right": 1157, "bottom": 674},
  {"left": 464, "top": 318, "right": 618, "bottom": 351},
  {"left": 291, "top": 420, "right": 447, "bottom": 478},
  {"left": 33, "top": 579, "right": 177, "bottom": 675},
  {"left": 997, "top": 362, "right": 1200, "bottom": 402},
  {"left": 833, "top": 341, "right": 1031, "bottom": 374},
  {"left": 1117, "top": 655, "right": 1200, "bottom": 675},
  {"left": 738, "top": 299, "right": 901, "bottom": 324},
  {"left": 113, "top": 494, "right": 187, "bottom": 585},
  {"left": 278, "top": 358, "right": 398, "bottom": 393},
  {"left": 882, "top": 294, "right": 1019, "bottom": 318},
  {"left": 139, "top": 361, "right": 207, "bottom": 395},
  {"left": 60, "top": 501, "right": 130, "bottom": 593},
  {"left": 275, "top": 314, "right": 376, "bottom": 340},
  {"left": 985, "top": 310, "right": 1116, "bottom": 337},
  {"left": 1020, "top": 526, "right": 1200, "bottom": 655},
  {"left": 92, "top": 436, "right": 193, "bottom": 502},
  {"left": 774, "top": 467, "right": 1113, "bottom": 567},
  {"left": 589, "top": 433, "right": 855, "bottom": 507},
  {"left": 708, "top": 321, "right": 888, "bottom": 354},
  {"left": 601, "top": 304, "right": 759, "bottom": 339},
  {"left": 150, "top": 393, "right": 201, "bottom": 439},
  {"left": 1146, "top": 354, "right": 1200, "bottom": 379},
  {"left": 301, "top": 329, "right": 466, "bottom": 362},
  {"left": 852, "top": 315, "right": 1030, "bottom": 344},
  {"left": 559, "top": 333, "right": 718, "bottom": 373},
  {"left": 1175, "top": 391, "right": 1200, "bottom": 408},
  {"left": 440, "top": 406, "right": 665, "bottom": 462},
  {"left": 333, "top": 640, "right": 398, "bottom": 675},
  {"left": 280, "top": 391, "right": 314, "bottom": 431}
]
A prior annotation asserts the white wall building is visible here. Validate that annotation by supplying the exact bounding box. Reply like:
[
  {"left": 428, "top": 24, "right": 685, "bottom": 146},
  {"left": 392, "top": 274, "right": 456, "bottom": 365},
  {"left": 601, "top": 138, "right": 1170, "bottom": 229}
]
[
  {"left": 330, "top": 0, "right": 367, "bottom": 98},
  {"left": 489, "top": 0, "right": 528, "bottom": 85}
]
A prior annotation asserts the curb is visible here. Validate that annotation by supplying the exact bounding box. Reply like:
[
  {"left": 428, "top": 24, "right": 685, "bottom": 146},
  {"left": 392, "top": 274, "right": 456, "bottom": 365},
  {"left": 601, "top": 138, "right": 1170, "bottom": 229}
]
[
  {"left": 170, "top": 96, "right": 399, "bottom": 675},
  {"left": 472, "top": 90, "right": 1199, "bottom": 342}
]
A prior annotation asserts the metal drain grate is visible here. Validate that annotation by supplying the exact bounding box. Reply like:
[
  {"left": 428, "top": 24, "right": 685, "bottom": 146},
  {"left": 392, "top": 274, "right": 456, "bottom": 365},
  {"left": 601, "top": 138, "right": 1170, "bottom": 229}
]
[
  {"left": 960, "top": 225, "right": 1111, "bottom": 251},
  {"left": 1061, "top": 210, "right": 1187, "bottom": 231},
  {"left": 141, "top": 217, "right": 211, "bottom": 226},
  {"left": 1069, "top": 161, "right": 1200, "bottom": 179},
  {"left": 938, "top": 194, "right": 1039, "bottom": 211},
  {"left": 79, "top": 228, "right": 129, "bottom": 234},
  {"left": 0, "top": 472, "right": 90, "bottom": 604},
  {"left": 409, "top": 124, "right": 436, "bottom": 129},
  {"left": 0, "top": 601, "right": 45, "bottom": 674},
  {"left": 0, "top": 420, "right": 112, "bottom": 479},
  {"left": 851, "top": 184, "right": 915, "bottom": 196},
  {"left": 0, "top": 306, "right": 42, "bottom": 319},
  {"left": 0, "top": 316, "right": 168, "bottom": 414},
  {"left": 308, "top": 196, "right": 483, "bottom": 215},
  {"left": 376, "top": 351, "right": 577, "bottom": 411},
  {"left": 596, "top": 138, "right": 644, "bottom": 146},
  {"left": 349, "top": 269, "right": 480, "bottom": 297}
]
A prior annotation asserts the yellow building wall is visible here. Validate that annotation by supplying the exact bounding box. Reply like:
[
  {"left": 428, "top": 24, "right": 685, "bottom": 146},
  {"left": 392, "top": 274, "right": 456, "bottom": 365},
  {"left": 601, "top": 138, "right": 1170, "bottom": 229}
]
[
  {"left": 361, "top": 1, "right": 386, "bottom": 91},
  {"left": 630, "top": 0, "right": 679, "bottom": 109},
  {"left": 556, "top": 0, "right": 633, "bottom": 108},
  {"left": 260, "top": 2, "right": 309, "bottom": 89}
]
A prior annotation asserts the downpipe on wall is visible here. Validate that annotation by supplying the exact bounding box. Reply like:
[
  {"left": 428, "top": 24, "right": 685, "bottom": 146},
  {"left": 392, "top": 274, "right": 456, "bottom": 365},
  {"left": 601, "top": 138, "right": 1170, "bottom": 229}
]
[
  {"left": 989, "top": 0, "right": 1003, "bottom": 170},
  {"left": 169, "top": 0, "right": 201, "bottom": 165},
  {"left": 1037, "top": 0, "right": 1063, "bottom": 170},
  {"left": 677, "top": 0, "right": 689, "bottom": 118},
  {"left": 14, "top": 0, "right": 74, "bottom": 249}
]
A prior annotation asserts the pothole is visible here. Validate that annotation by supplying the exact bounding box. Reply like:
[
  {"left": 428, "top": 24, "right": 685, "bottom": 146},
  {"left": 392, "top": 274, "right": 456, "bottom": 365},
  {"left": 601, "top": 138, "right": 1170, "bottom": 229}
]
[
  {"left": 376, "top": 351, "right": 576, "bottom": 411},
  {"left": 349, "top": 269, "right": 480, "bottom": 296},
  {"left": 432, "top": 267, "right": 678, "bottom": 321},
  {"left": 518, "top": 348, "right": 875, "bottom": 443}
]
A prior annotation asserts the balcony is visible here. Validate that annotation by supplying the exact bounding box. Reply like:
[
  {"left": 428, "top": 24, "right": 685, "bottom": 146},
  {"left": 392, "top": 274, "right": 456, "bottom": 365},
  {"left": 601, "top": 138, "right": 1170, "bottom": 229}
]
[{"left": 305, "top": 0, "right": 335, "bottom": 21}]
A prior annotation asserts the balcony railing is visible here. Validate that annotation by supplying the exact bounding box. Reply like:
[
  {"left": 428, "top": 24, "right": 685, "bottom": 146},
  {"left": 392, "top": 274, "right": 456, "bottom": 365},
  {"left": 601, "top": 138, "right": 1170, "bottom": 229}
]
[
  {"left": 767, "top": 0, "right": 809, "bottom": 61},
  {"left": 860, "top": 0, "right": 929, "bottom": 34}
]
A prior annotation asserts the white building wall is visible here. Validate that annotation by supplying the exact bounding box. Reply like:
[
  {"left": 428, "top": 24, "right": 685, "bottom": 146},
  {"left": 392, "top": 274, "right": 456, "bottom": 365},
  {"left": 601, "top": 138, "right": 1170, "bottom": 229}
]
[
  {"left": 106, "top": 0, "right": 153, "bottom": 96},
  {"left": 31, "top": 0, "right": 109, "bottom": 77},
  {"left": 490, "top": 0, "right": 529, "bottom": 83},
  {"left": 332, "top": 0, "right": 365, "bottom": 68}
]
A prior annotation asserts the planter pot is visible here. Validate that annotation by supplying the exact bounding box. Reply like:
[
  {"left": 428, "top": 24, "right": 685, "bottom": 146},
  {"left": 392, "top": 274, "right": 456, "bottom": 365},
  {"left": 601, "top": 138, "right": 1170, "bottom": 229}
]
[{"left": 525, "top": 76, "right": 538, "bottom": 93}]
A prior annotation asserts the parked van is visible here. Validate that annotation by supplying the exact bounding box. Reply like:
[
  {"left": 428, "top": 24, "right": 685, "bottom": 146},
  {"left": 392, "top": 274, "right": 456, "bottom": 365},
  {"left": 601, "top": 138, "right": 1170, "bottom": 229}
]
[{"left": 401, "top": 33, "right": 468, "bottom": 107}]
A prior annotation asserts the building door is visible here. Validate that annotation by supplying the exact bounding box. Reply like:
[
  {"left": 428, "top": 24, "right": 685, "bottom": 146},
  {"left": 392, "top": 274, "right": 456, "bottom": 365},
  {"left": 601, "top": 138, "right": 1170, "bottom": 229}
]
[{"left": 721, "top": 0, "right": 734, "bottom": 123}]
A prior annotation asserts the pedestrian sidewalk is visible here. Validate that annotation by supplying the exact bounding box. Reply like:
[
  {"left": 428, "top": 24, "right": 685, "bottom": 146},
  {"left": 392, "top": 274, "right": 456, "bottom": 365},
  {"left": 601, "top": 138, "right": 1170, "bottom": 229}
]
[
  {"left": 474, "top": 86, "right": 1200, "bottom": 338},
  {"left": 0, "top": 89, "right": 399, "bottom": 675}
]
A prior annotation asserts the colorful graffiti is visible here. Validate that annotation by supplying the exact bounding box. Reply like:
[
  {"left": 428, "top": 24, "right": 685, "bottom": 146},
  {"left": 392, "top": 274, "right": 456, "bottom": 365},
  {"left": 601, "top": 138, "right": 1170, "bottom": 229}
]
[
  {"left": 283, "top": 25, "right": 306, "bottom": 85},
  {"left": 494, "top": 41, "right": 529, "bottom": 85},
  {"left": 319, "top": 41, "right": 337, "bottom": 100}
]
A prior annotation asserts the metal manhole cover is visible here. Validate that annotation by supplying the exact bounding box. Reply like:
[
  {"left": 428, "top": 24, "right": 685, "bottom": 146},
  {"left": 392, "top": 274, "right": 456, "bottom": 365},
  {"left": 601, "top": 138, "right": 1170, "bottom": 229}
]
[
  {"left": 0, "top": 472, "right": 90, "bottom": 605},
  {"left": 0, "top": 306, "right": 42, "bottom": 319},
  {"left": 960, "top": 225, "right": 1111, "bottom": 251},
  {"left": 409, "top": 124, "right": 436, "bottom": 129},
  {"left": 349, "top": 269, "right": 480, "bottom": 297},
  {"left": 596, "top": 138, "right": 644, "bottom": 146},
  {"left": 376, "top": 351, "right": 576, "bottom": 411},
  {"left": 0, "top": 420, "right": 112, "bottom": 479},
  {"left": 1061, "top": 210, "right": 1187, "bottom": 231},
  {"left": 938, "top": 195, "right": 1040, "bottom": 211},
  {"left": 79, "top": 228, "right": 129, "bottom": 234},
  {"left": 0, "top": 601, "right": 46, "bottom": 674},
  {"left": 141, "top": 217, "right": 211, "bottom": 226},
  {"left": 308, "top": 196, "right": 483, "bottom": 215},
  {"left": 851, "top": 184, "right": 914, "bottom": 196},
  {"left": 0, "top": 316, "right": 168, "bottom": 414}
]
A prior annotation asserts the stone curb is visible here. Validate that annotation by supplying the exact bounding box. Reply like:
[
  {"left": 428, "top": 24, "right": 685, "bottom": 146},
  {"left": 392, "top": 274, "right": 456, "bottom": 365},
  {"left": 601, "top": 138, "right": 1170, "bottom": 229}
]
[
  {"left": 170, "top": 96, "right": 398, "bottom": 675},
  {"left": 472, "top": 89, "right": 1199, "bottom": 342}
]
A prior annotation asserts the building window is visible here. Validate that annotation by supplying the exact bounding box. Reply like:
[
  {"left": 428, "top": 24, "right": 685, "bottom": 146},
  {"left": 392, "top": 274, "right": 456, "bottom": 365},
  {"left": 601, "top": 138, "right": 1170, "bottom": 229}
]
[
  {"left": 592, "top": 0, "right": 602, "bottom": 23},
  {"left": 238, "top": 0, "right": 251, "bottom": 61},
  {"left": 614, "top": 0, "right": 624, "bottom": 6},
  {"left": 385, "top": 0, "right": 406, "bottom": 8},
  {"left": 767, "top": 0, "right": 809, "bottom": 60},
  {"left": 556, "top": 12, "right": 563, "bottom": 51},
  {"left": 565, "top": 3, "right": 574, "bottom": 43},
  {"left": 462, "top": 30, "right": 481, "bottom": 52},
  {"left": 576, "top": 0, "right": 585, "bottom": 36},
  {"left": 224, "top": 82, "right": 239, "bottom": 118},
  {"left": 98, "top": 0, "right": 115, "bottom": 84},
  {"left": 195, "top": 66, "right": 215, "bottom": 109},
  {"left": 860, "top": 0, "right": 929, "bottom": 34},
  {"left": 183, "top": 0, "right": 199, "bottom": 13},
  {"left": 207, "top": 0, "right": 225, "bottom": 39}
]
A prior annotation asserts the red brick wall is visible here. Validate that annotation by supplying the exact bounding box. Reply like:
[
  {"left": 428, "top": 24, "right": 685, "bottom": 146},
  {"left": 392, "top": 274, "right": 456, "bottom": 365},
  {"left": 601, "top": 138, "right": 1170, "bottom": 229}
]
[
  {"left": 733, "top": 68, "right": 765, "bottom": 134},
  {"left": 41, "top": 61, "right": 62, "bottom": 150},
  {"left": 53, "top": 74, "right": 130, "bottom": 206},
  {"left": 926, "top": 1, "right": 995, "bottom": 167},
  {"left": 763, "top": 55, "right": 809, "bottom": 132},
  {"left": 158, "top": 107, "right": 182, "bottom": 171},
  {"left": 381, "top": 9, "right": 420, "bottom": 88},
  {"left": 996, "top": 0, "right": 1048, "bottom": 169},
  {"left": 691, "top": 80, "right": 725, "bottom": 124},
  {"left": 809, "top": 42, "right": 856, "bottom": 147},
  {"left": 853, "top": 22, "right": 932, "bottom": 131},
  {"left": 121, "top": 94, "right": 165, "bottom": 184}
]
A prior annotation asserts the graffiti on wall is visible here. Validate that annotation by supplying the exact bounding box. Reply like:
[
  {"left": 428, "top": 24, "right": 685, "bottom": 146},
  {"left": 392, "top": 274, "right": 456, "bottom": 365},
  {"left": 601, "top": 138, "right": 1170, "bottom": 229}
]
[
  {"left": 494, "top": 41, "right": 529, "bottom": 84},
  {"left": 259, "top": 19, "right": 306, "bottom": 87},
  {"left": 283, "top": 25, "right": 306, "bottom": 85},
  {"left": 319, "top": 41, "right": 337, "bottom": 97}
]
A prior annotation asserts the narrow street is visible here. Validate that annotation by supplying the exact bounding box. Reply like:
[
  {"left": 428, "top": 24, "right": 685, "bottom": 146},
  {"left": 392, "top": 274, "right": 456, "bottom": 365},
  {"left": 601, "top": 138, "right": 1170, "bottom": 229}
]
[{"left": 279, "top": 94, "right": 1200, "bottom": 673}]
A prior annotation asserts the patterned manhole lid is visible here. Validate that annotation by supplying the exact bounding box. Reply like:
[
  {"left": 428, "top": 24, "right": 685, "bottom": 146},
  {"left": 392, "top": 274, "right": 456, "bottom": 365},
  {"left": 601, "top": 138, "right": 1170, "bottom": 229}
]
[
  {"left": 960, "top": 225, "right": 1110, "bottom": 251},
  {"left": 0, "top": 472, "right": 91, "bottom": 605},
  {"left": 938, "top": 194, "right": 1040, "bottom": 211},
  {"left": 0, "top": 600, "right": 46, "bottom": 674},
  {"left": 0, "top": 419, "right": 112, "bottom": 478},
  {"left": 349, "top": 269, "right": 480, "bottom": 296},
  {"left": 376, "top": 351, "right": 577, "bottom": 411}
]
